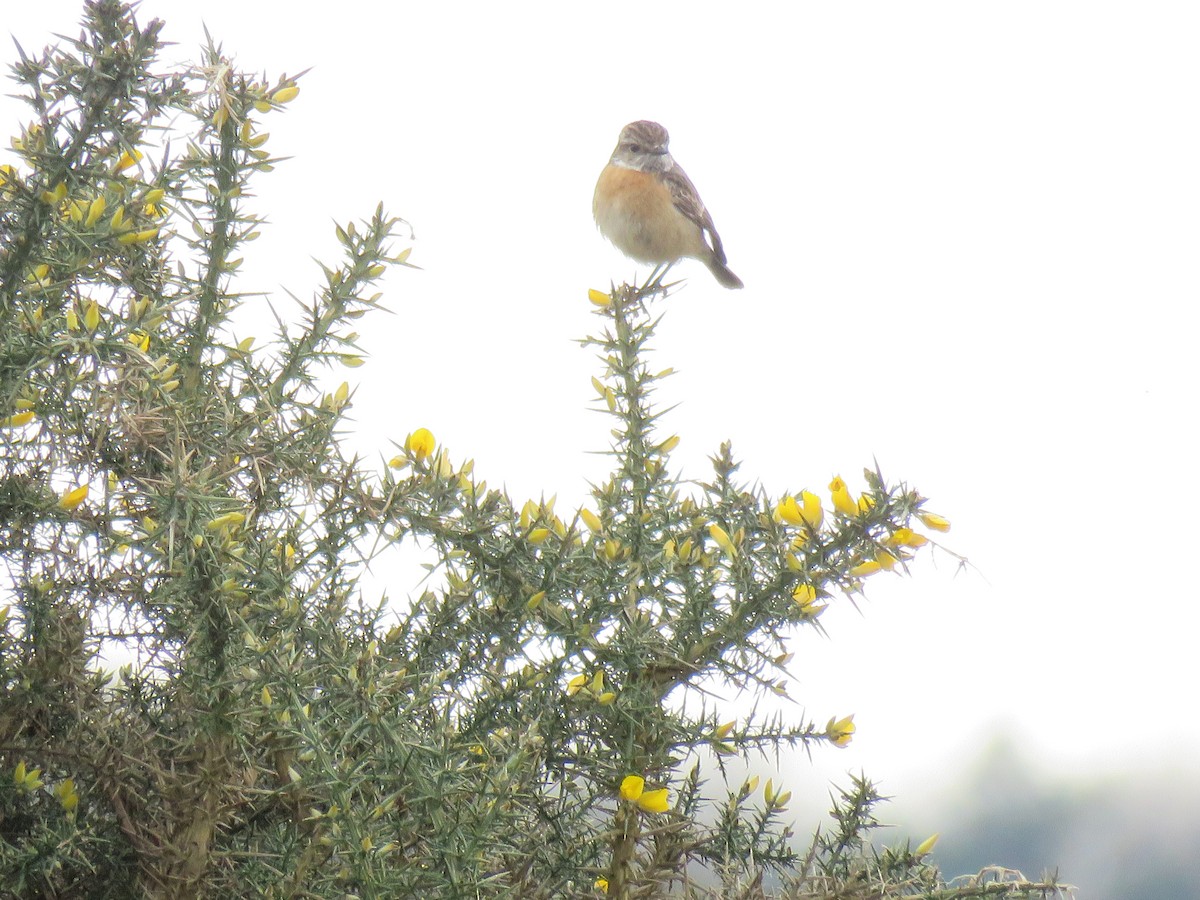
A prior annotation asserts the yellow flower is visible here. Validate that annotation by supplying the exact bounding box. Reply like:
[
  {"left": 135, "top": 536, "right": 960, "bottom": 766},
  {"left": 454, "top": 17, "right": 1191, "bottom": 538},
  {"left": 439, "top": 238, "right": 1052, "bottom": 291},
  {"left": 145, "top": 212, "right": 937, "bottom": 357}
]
[
  {"left": 885, "top": 527, "right": 928, "bottom": 548},
  {"left": 739, "top": 774, "right": 760, "bottom": 798},
  {"left": 580, "top": 508, "right": 603, "bottom": 533},
  {"left": 26, "top": 263, "right": 52, "bottom": 291},
  {"left": 713, "top": 721, "right": 735, "bottom": 740},
  {"left": 594, "top": 877, "right": 609, "bottom": 893},
  {"left": 39, "top": 182, "right": 67, "bottom": 205},
  {"left": 1, "top": 411, "right": 35, "bottom": 428},
  {"left": 826, "top": 714, "right": 855, "bottom": 748},
  {"left": 54, "top": 777, "right": 79, "bottom": 813},
  {"left": 776, "top": 495, "right": 803, "bottom": 525},
  {"left": 849, "top": 560, "right": 881, "bottom": 578},
  {"left": 205, "top": 511, "right": 246, "bottom": 531},
  {"left": 619, "top": 774, "right": 644, "bottom": 802},
  {"left": 13, "top": 761, "right": 44, "bottom": 793},
  {"left": 587, "top": 288, "right": 611, "bottom": 308},
  {"left": 406, "top": 427, "right": 436, "bottom": 460},
  {"left": 914, "top": 833, "right": 939, "bottom": 856},
  {"left": 619, "top": 774, "right": 669, "bottom": 813},
  {"left": 272, "top": 84, "right": 300, "bottom": 104},
  {"left": 792, "top": 583, "right": 826, "bottom": 618},
  {"left": 117, "top": 227, "right": 159, "bottom": 245},
  {"left": 792, "top": 583, "right": 816, "bottom": 605},
  {"left": 128, "top": 329, "right": 151, "bottom": 353},
  {"left": 636, "top": 788, "right": 669, "bottom": 814},
  {"left": 566, "top": 674, "right": 588, "bottom": 697},
  {"left": 874, "top": 550, "right": 898, "bottom": 571},
  {"left": 113, "top": 148, "right": 143, "bottom": 173},
  {"left": 83, "top": 299, "right": 100, "bottom": 332},
  {"left": 84, "top": 195, "right": 107, "bottom": 227},
  {"left": 829, "top": 476, "right": 858, "bottom": 517},
  {"left": 58, "top": 484, "right": 89, "bottom": 511},
  {"left": 916, "top": 510, "right": 951, "bottom": 532},
  {"left": 798, "top": 491, "right": 824, "bottom": 527},
  {"left": 708, "top": 523, "right": 737, "bottom": 558}
]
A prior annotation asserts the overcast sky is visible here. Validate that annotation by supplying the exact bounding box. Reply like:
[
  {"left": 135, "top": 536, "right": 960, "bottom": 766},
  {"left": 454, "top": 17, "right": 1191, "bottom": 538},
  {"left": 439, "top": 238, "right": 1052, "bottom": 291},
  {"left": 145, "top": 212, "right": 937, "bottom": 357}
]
[{"left": 6, "top": 1, "right": 1198, "bottom": 815}]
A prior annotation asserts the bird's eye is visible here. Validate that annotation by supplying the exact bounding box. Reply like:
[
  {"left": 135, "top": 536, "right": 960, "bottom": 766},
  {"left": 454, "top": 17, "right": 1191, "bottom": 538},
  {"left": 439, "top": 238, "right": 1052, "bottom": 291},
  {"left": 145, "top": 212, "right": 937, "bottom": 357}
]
[{"left": 628, "top": 144, "right": 641, "bottom": 154}]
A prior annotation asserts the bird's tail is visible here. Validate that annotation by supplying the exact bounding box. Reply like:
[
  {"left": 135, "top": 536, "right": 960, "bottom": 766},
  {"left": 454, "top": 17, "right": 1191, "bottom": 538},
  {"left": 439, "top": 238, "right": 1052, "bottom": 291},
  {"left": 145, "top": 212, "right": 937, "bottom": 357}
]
[{"left": 707, "top": 258, "right": 744, "bottom": 290}]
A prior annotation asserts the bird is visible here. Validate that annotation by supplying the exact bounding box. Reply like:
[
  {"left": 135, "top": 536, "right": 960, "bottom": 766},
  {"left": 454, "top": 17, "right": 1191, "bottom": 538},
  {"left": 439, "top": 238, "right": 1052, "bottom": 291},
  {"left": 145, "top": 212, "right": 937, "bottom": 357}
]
[{"left": 593, "top": 120, "right": 743, "bottom": 289}]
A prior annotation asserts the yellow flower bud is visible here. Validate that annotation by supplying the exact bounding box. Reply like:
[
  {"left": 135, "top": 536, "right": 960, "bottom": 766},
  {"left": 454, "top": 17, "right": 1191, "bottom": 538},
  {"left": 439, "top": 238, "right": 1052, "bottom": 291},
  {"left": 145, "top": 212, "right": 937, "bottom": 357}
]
[
  {"left": 117, "top": 227, "right": 159, "bottom": 244},
  {"left": 113, "top": 149, "right": 143, "bottom": 173},
  {"left": 84, "top": 195, "right": 107, "bottom": 227},
  {"left": 708, "top": 523, "right": 737, "bottom": 558},
  {"left": 914, "top": 833, "right": 939, "bottom": 856},
  {"left": 58, "top": 484, "right": 89, "bottom": 510},
  {"left": 580, "top": 508, "right": 603, "bottom": 532},
  {"left": 1, "top": 411, "right": 35, "bottom": 428},
  {"left": 83, "top": 299, "right": 100, "bottom": 332},
  {"left": 850, "top": 560, "right": 881, "bottom": 578},
  {"left": 916, "top": 510, "right": 951, "bottom": 532},
  {"left": 829, "top": 476, "right": 858, "bottom": 518},
  {"left": 205, "top": 511, "right": 247, "bottom": 531},
  {"left": 874, "top": 550, "right": 898, "bottom": 571}
]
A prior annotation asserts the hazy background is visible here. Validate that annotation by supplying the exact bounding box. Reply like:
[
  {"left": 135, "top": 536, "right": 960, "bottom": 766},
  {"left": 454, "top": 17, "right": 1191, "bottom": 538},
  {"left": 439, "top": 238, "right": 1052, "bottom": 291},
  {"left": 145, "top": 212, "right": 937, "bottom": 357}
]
[{"left": 5, "top": 3, "right": 1198, "bottom": 896}]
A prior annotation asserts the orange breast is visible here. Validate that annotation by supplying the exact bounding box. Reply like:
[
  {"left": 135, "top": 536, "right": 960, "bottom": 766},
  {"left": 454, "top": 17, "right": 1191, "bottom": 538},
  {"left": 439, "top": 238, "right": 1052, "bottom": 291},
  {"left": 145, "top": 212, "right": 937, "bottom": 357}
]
[{"left": 593, "top": 165, "right": 709, "bottom": 264}]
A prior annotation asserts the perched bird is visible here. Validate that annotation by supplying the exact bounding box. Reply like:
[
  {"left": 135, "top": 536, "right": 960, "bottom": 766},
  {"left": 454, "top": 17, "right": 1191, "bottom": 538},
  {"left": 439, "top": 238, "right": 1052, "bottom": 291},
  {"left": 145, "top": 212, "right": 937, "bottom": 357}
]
[{"left": 593, "top": 120, "right": 743, "bottom": 289}]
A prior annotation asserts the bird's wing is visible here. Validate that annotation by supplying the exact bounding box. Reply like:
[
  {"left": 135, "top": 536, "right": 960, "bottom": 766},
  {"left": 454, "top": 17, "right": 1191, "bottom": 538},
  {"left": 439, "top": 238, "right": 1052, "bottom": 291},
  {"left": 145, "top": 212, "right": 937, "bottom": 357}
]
[{"left": 661, "top": 163, "right": 727, "bottom": 265}]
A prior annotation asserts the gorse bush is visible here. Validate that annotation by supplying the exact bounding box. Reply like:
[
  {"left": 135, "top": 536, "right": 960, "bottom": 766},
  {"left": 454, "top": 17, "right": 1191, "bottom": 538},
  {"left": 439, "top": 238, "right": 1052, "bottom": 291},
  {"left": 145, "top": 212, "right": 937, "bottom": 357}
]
[{"left": 0, "top": 2, "right": 1074, "bottom": 897}]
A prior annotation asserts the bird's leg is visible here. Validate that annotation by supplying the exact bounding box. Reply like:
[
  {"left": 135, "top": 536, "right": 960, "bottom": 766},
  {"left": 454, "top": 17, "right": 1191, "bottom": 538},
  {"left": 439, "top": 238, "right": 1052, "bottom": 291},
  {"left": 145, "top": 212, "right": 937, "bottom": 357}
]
[{"left": 640, "top": 262, "right": 674, "bottom": 297}]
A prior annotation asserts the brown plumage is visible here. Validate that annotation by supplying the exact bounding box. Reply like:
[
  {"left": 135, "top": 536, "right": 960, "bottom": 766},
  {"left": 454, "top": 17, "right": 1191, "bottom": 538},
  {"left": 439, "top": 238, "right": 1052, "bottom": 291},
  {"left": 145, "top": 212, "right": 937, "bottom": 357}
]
[{"left": 593, "top": 120, "right": 743, "bottom": 289}]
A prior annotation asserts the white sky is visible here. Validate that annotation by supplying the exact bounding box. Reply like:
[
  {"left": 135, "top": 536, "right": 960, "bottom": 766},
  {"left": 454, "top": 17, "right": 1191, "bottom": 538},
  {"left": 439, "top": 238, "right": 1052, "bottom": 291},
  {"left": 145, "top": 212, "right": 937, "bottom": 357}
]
[{"left": 6, "top": 1, "right": 1199, "bottom": 812}]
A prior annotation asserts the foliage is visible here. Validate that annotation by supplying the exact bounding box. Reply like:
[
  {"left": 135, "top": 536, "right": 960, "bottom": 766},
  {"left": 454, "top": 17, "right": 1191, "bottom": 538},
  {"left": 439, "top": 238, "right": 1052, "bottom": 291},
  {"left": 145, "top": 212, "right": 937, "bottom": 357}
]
[{"left": 0, "top": 2, "right": 1073, "bottom": 898}]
